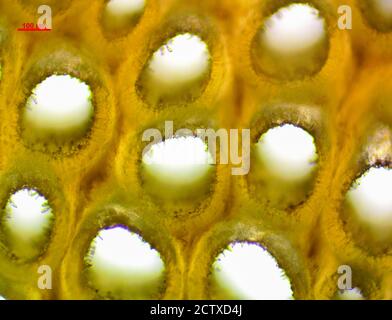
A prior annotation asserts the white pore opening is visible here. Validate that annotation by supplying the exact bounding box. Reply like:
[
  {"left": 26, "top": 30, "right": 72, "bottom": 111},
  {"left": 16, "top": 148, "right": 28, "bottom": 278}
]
[
  {"left": 256, "top": 124, "right": 318, "bottom": 181},
  {"left": 86, "top": 226, "right": 164, "bottom": 296},
  {"left": 347, "top": 167, "right": 392, "bottom": 228},
  {"left": 105, "top": 0, "right": 145, "bottom": 17},
  {"left": 147, "top": 33, "right": 210, "bottom": 88},
  {"left": 142, "top": 136, "right": 214, "bottom": 185},
  {"left": 24, "top": 75, "right": 93, "bottom": 133},
  {"left": 2, "top": 188, "right": 53, "bottom": 259},
  {"left": 375, "top": 0, "right": 392, "bottom": 18},
  {"left": 337, "top": 287, "right": 364, "bottom": 300},
  {"left": 261, "top": 3, "right": 326, "bottom": 55},
  {"left": 212, "top": 242, "right": 293, "bottom": 300}
]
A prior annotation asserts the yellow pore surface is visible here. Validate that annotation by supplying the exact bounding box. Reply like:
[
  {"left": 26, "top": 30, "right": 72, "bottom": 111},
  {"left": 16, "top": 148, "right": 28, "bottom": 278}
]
[{"left": 0, "top": 0, "right": 391, "bottom": 300}]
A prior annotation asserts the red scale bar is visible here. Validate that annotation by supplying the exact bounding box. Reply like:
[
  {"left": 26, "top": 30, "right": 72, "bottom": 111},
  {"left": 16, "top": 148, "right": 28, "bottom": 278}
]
[{"left": 17, "top": 28, "right": 52, "bottom": 32}]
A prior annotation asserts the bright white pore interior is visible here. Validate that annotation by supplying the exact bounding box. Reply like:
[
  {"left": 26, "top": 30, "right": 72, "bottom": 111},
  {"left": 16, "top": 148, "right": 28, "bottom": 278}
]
[
  {"left": 375, "top": 0, "right": 392, "bottom": 18},
  {"left": 147, "top": 33, "right": 210, "bottom": 88},
  {"left": 87, "top": 226, "right": 164, "bottom": 293},
  {"left": 142, "top": 136, "right": 214, "bottom": 185},
  {"left": 337, "top": 287, "right": 364, "bottom": 300},
  {"left": 261, "top": 3, "right": 326, "bottom": 54},
  {"left": 347, "top": 167, "right": 392, "bottom": 228},
  {"left": 24, "top": 75, "right": 93, "bottom": 132},
  {"left": 256, "top": 124, "right": 318, "bottom": 181},
  {"left": 212, "top": 242, "right": 293, "bottom": 300},
  {"left": 105, "top": 0, "right": 145, "bottom": 17},
  {"left": 4, "top": 188, "right": 52, "bottom": 244}
]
